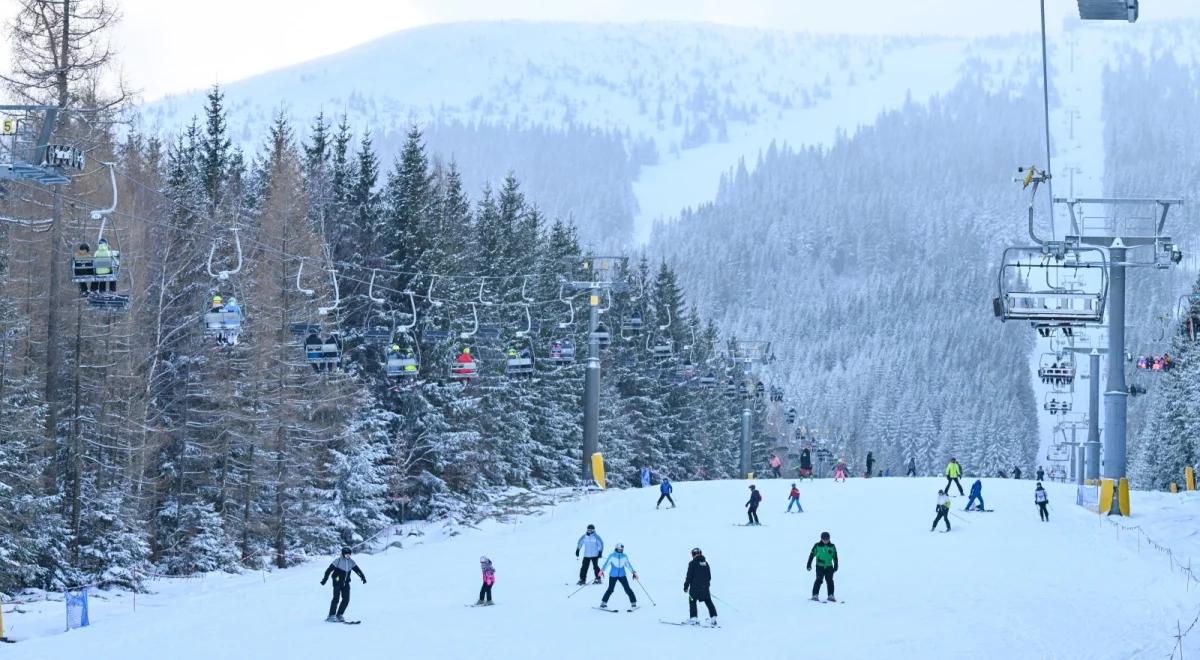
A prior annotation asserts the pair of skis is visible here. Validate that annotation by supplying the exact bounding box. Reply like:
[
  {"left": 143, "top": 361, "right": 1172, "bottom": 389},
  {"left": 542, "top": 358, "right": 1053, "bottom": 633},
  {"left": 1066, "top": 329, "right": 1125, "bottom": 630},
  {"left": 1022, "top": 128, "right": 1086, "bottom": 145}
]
[
  {"left": 593, "top": 605, "right": 639, "bottom": 613},
  {"left": 659, "top": 619, "right": 721, "bottom": 628}
]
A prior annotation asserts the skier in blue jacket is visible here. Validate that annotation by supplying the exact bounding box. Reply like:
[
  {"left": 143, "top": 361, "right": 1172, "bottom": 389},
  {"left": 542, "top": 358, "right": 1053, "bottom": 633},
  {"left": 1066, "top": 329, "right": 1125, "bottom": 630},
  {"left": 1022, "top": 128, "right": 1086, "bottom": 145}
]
[
  {"left": 575, "top": 524, "right": 604, "bottom": 585},
  {"left": 964, "top": 479, "right": 985, "bottom": 511},
  {"left": 598, "top": 543, "right": 638, "bottom": 610},
  {"left": 657, "top": 478, "right": 676, "bottom": 509}
]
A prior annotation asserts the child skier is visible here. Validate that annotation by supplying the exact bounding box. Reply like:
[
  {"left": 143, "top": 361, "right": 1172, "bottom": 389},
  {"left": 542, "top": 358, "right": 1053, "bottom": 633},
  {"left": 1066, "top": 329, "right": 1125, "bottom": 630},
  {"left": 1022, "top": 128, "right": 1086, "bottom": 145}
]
[
  {"left": 684, "top": 547, "right": 717, "bottom": 626},
  {"left": 964, "top": 479, "right": 985, "bottom": 511},
  {"left": 931, "top": 490, "right": 951, "bottom": 532},
  {"left": 657, "top": 478, "right": 676, "bottom": 509},
  {"left": 807, "top": 532, "right": 838, "bottom": 602},
  {"left": 745, "top": 484, "right": 763, "bottom": 525},
  {"left": 598, "top": 543, "right": 638, "bottom": 610},
  {"left": 575, "top": 524, "right": 604, "bottom": 585},
  {"left": 1035, "top": 482, "right": 1050, "bottom": 521},
  {"left": 833, "top": 458, "right": 848, "bottom": 482},
  {"left": 320, "top": 546, "right": 366, "bottom": 622},
  {"left": 476, "top": 556, "right": 496, "bottom": 605},
  {"left": 787, "top": 483, "right": 803, "bottom": 512}
]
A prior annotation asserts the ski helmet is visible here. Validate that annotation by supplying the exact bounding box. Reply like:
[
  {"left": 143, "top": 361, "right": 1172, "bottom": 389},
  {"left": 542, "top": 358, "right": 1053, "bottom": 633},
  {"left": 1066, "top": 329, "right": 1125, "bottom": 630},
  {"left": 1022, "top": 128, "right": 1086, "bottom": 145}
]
[
  {"left": 341, "top": 546, "right": 351, "bottom": 555},
  {"left": 586, "top": 524, "right": 595, "bottom": 531},
  {"left": 479, "top": 556, "right": 490, "bottom": 564},
  {"left": 615, "top": 543, "right": 624, "bottom": 552},
  {"left": 820, "top": 532, "right": 830, "bottom": 540},
  {"left": 691, "top": 547, "right": 702, "bottom": 556}
]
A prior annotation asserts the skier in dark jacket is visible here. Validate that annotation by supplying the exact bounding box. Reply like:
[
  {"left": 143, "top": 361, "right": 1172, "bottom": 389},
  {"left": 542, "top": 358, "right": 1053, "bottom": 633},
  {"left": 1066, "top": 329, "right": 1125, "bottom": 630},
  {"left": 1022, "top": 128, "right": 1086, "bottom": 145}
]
[
  {"left": 865, "top": 451, "right": 875, "bottom": 478},
  {"left": 684, "top": 547, "right": 717, "bottom": 626},
  {"left": 1013, "top": 466, "right": 1022, "bottom": 480},
  {"left": 799, "top": 447, "right": 813, "bottom": 478},
  {"left": 964, "top": 479, "right": 985, "bottom": 511},
  {"left": 906, "top": 456, "right": 917, "bottom": 477},
  {"left": 807, "top": 532, "right": 838, "bottom": 602},
  {"left": 1035, "top": 482, "right": 1050, "bottom": 521},
  {"left": 1036, "top": 466, "right": 1045, "bottom": 482},
  {"left": 321, "top": 546, "right": 366, "bottom": 622},
  {"left": 745, "top": 485, "right": 762, "bottom": 525},
  {"left": 657, "top": 478, "right": 676, "bottom": 509}
]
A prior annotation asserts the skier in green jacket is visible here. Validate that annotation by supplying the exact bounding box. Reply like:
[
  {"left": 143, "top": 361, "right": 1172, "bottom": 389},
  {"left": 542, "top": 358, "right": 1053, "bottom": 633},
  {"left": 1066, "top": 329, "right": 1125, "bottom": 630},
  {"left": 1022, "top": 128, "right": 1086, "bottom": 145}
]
[{"left": 806, "top": 531, "right": 838, "bottom": 602}]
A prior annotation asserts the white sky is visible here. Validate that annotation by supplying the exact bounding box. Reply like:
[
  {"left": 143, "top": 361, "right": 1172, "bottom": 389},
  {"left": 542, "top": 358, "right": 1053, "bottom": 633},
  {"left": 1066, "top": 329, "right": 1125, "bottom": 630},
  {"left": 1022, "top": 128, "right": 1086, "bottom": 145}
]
[{"left": 3, "top": 0, "right": 1200, "bottom": 101}]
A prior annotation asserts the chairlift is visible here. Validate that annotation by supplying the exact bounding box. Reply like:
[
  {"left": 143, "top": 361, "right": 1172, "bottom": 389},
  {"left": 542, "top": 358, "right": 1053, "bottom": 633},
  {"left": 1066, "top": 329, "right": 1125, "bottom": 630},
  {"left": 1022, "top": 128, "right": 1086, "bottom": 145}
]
[
  {"left": 994, "top": 246, "right": 1108, "bottom": 324},
  {"left": 204, "top": 304, "right": 243, "bottom": 344},
  {"left": 698, "top": 372, "right": 717, "bottom": 389},
  {"left": 303, "top": 331, "right": 343, "bottom": 371},
  {"left": 1037, "top": 353, "right": 1075, "bottom": 384},
  {"left": 557, "top": 284, "right": 576, "bottom": 330},
  {"left": 591, "top": 323, "right": 611, "bottom": 350},
  {"left": 769, "top": 386, "right": 784, "bottom": 402},
  {"left": 449, "top": 347, "right": 479, "bottom": 382},
  {"left": 755, "top": 382, "right": 766, "bottom": 399},
  {"left": 1042, "top": 393, "right": 1072, "bottom": 415},
  {"left": 786, "top": 408, "right": 798, "bottom": 425},
  {"left": 505, "top": 346, "right": 534, "bottom": 377},
  {"left": 1076, "top": 0, "right": 1137, "bottom": 22},
  {"left": 548, "top": 338, "right": 576, "bottom": 364},
  {"left": 622, "top": 310, "right": 644, "bottom": 335},
  {"left": 386, "top": 346, "right": 419, "bottom": 378}
]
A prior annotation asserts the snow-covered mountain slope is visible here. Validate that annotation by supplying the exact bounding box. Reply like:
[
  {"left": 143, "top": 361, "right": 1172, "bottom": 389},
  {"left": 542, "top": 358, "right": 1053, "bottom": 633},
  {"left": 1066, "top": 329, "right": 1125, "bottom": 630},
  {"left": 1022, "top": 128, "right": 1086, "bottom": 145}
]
[
  {"left": 5, "top": 477, "right": 1197, "bottom": 658},
  {"left": 140, "top": 22, "right": 1025, "bottom": 244}
]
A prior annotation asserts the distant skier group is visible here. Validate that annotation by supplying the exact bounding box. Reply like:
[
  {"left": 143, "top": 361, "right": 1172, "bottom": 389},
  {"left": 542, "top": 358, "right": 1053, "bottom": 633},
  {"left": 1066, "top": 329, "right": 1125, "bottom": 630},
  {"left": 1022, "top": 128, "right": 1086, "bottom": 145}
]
[{"left": 316, "top": 455, "right": 1055, "bottom": 624}]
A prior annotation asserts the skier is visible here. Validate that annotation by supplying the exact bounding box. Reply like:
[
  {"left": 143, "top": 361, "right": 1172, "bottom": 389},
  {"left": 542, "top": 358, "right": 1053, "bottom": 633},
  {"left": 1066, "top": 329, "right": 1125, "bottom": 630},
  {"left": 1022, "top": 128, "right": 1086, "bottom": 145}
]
[
  {"left": 598, "top": 543, "right": 638, "bottom": 610},
  {"left": 906, "top": 456, "right": 917, "bottom": 477},
  {"left": 931, "top": 490, "right": 951, "bottom": 532},
  {"left": 657, "top": 478, "right": 676, "bottom": 508},
  {"left": 769, "top": 453, "right": 782, "bottom": 478},
  {"left": 1036, "top": 465, "right": 1046, "bottom": 482},
  {"left": 806, "top": 531, "right": 838, "bottom": 602},
  {"left": 305, "top": 331, "right": 324, "bottom": 372},
  {"left": 745, "top": 484, "right": 762, "bottom": 525},
  {"left": 640, "top": 466, "right": 651, "bottom": 487},
  {"left": 1035, "top": 482, "right": 1050, "bottom": 521},
  {"left": 93, "top": 238, "right": 117, "bottom": 292},
  {"left": 944, "top": 458, "right": 964, "bottom": 495},
  {"left": 833, "top": 458, "right": 848, "bottom": 482},
  {"left": 964, "top": 479, "right": 985, "bottom": 511},
  {"left": 799, "top": 446, "right": 813, "bottom": 479},
  {"left": 865, "top": 451, "right": 875, "bottom": 478},
  {"left": 452, "top": 347, "right": 476, "bottom": 380},
  {"left": 73, "top": 243, "right": 92, "bottom": 294},
  {"left": 786, "top": 483, "right": 803, "bottom": 512},
  {"left": 320, "top": 546, "right": 366, "bottom": 622},
  {"left": 476, "top": 556, "right": 495, "bottom": 605},
  {"left": 684, "top": 547, "right": 717, "bottom": 626},
  {"left": 1013, "top": 466, "right": 1022, "bottom": 480},
  {"left": 575, "top": 523, "right": 604, "bottom": 585}
]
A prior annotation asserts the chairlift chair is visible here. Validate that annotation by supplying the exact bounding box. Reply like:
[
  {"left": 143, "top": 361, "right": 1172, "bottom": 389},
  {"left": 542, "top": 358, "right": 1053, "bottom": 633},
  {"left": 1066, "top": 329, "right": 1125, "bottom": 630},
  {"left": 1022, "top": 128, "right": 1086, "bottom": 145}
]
[
  {"left": 1076, "top": 0, "right": 1137, "bottom": 21},
  {"left": 1036, "top": 353, "right": 1076, "bottom": 384},
  {"left": 1042, "top": 394, "right": 1072, "bottom": 415},
  {"left": 386, "top": 350, "right": 419, "bottom": 378},
  {"left": 994, "top": 246, "right": 1108, "bottom": 324},
  {"left": 698, "top": 372, "right": 717, "bottom": 389},
  {"left": 787, "top": 408, "right": 798, "bottom": 425},
  {"left": 304, "top": 335, "right": 343, "bottom": 370},
  {"left": 591, "top": 323, "right": 611, "bottom": 350},
  {"left": 204, "top": 309, "right": 243, "bottom": 338},
  {"left": 505, "top": 346, "right": 535, "bottom": 377},
  {"left": 622, "top": 310, "right": 644, "bottom": 334},
  {"left": 449, "top": 348, "right": 480, "bottom": 382},
  {"left": 548, "top": 338, "right": 576, "bottom": 364}
]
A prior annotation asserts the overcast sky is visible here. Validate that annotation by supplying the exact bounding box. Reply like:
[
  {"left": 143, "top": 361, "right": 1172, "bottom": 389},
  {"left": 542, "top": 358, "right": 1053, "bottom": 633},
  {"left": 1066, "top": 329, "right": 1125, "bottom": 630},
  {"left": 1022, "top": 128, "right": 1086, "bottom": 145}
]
[{"left": 3, "top": 0, "right": 1200, "bottom": 101}]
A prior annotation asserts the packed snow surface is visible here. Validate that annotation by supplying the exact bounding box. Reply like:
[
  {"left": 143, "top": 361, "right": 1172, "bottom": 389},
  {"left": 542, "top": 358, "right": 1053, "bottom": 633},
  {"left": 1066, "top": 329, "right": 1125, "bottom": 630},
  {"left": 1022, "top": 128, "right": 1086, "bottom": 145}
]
[{"left": 5, "top": 478, "right": 1199, "bottom": 659}]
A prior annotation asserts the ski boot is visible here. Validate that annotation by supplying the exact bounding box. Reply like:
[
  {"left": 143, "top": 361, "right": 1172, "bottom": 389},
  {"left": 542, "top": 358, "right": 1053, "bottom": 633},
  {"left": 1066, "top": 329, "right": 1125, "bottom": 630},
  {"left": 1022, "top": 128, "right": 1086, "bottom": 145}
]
[
  {"left": 325, "top": 615, "right": 338, "bottom": 622},
  {"left": 599, "top": 602, "right": 609, "bottom": 609},
  {"left": 687, "top": 617, "right": 700, "bottom": 626},
  {"left": 708, "top": 617, "right": 718, "bottom": 627},
  {"left": 810, "top": 596, "right": 820, "bottom": 602},
  {"left": 827, "top": 596, "right": 837, "bottom": 603},
  {"left": 334, "top": 615, "right": 345, "bottom": 622},
  {"left": 475, "top": 599, "right": 486, "bottom": 606},
  {"left": 593, "top": 576, "right": 603, "bottom": 584},
  {"left": 629, "top": 603, "right": 639, "bottom": 610},
  {"left": 576, "top": 579, "right": 587, "bottom": 586}
]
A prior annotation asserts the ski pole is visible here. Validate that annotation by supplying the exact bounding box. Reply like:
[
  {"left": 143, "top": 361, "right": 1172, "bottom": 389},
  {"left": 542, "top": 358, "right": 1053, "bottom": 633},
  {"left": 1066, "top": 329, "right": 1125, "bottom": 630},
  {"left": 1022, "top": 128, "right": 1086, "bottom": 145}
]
[
  {"left": 567, "top": 582, "right": 589, "bottom": 598},
  {"left": 635, "top": 578, "right": 656, "bottom": 606},
  {"left": 710, "top": 592, "right": 740, "bottom": 612},
  {"left": 949, "top": 512, "right": 971, "bottom": 524}
]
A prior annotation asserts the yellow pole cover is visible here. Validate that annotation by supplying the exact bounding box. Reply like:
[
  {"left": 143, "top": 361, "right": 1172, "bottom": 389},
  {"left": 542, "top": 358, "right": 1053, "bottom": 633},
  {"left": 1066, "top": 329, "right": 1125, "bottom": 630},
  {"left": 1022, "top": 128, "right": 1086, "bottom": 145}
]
[
  {"left": 591, "top": 453, "right": 606, "bottom": 490},
  {"left": 1186, "top": 466, "right": 1196, "bottom": 491},
  {"left": 1098, "top": 479, "right": 1114, "bottom": 515},
  {"left": 1117, "top": 478, "right": 1131, "bottom": 516}
]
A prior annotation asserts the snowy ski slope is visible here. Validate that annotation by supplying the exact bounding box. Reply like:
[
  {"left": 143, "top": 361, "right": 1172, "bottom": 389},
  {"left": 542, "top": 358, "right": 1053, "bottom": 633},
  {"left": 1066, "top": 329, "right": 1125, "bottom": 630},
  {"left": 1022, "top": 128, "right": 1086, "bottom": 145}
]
[{"left": 4, "top": 477, "right": 1198, "bottom": 659}]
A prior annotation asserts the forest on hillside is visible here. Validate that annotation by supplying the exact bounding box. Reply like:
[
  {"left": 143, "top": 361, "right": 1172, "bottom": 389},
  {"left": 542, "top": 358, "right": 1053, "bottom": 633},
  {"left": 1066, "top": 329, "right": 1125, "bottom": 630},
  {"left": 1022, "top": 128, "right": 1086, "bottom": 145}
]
[
  {"left": 648, "top": 67, "right": 1046, "bottom": 475},
  {"left": 0, "top": 86, "right": 769, "bottom": 592}
]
